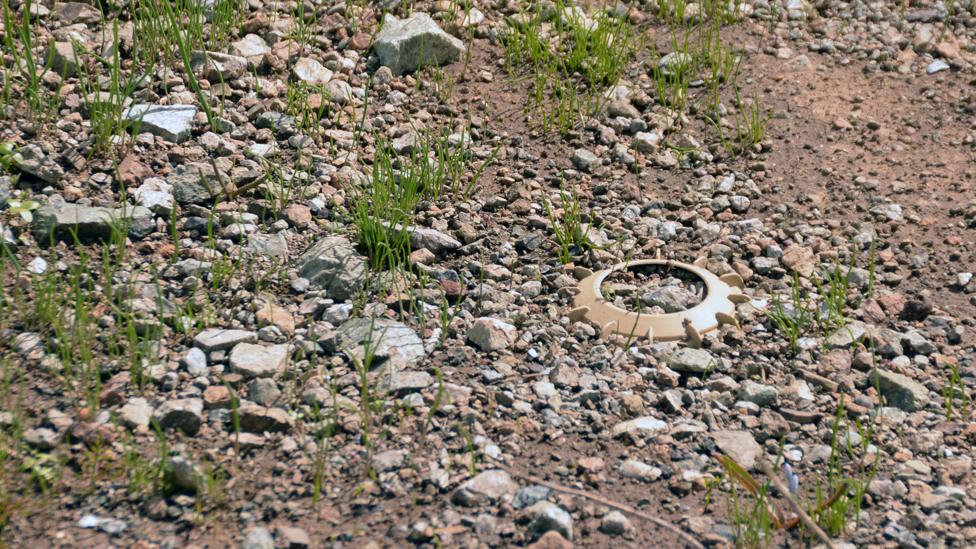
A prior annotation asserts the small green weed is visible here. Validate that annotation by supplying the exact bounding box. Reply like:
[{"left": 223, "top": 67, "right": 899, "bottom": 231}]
[{"left": 543, "top": 185, "right": 596, "bottom": 264}]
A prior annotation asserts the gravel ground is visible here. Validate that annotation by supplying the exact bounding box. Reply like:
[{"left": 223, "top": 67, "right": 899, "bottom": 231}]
[{"left": 0, "top": 0, "right": 975, "bottom": 548}]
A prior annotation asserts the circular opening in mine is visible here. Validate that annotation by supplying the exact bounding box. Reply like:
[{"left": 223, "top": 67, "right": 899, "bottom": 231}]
[{"left": 599, "top": 263, "right": 706, "bottom": 314}]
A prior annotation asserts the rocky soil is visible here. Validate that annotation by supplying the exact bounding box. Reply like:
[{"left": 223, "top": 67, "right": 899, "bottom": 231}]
[{"left": 1, "top": 0, "right": 975, "bottom": 548}]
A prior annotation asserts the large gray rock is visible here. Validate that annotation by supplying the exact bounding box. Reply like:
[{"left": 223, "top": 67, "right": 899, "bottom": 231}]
[
  {"left": 667, "top": 347, "right": 715, "bottom": 373},
  {"left": 238, "top": 404, "right": 291, "bottom": 433},
  {"left": 242, "top": 527, "right": 275, "bottom": 549},
  {"left": 710, "top": 430, "right": 763, "bottom": 469},
  {"left": 738, "top": 380, "right": 778, "bottom": 407},
  {"left": 152, "top": 398, "right": 204, "bottom": 435},
  {"left": 124, "top": 104, "right": 198, "bottom": 143},
  {"left": 522, "top": 501, "right": 574, "bottom": 541},
  {"left": 641, "top": 286, "right": 699, "bottom": 313},
  {"left": 453, "top": 469, "right": 518, "bottom": 505},
  {"left": 467, "top": 318, "right": 517, "bottom": 352},
  {"left": 229, "top": 343, "right": 290, "bottom": 378},
  {"left": 379, "top": 370, "right": 434, "bottom": 396},
  {"left": 50, "top": 41, "right": 80, "bottom": 76},
  {"left": 190, "top": 51, "right": 247, "bottom": 81},
  {"left": 292, "top": 57, "right": 333, "bottom": 85},
  {"left": 874, "top": 369, "right": 930, "bottom": 412},
  {"left": 329, "top": 318, "right": 424, "bottom": 370},
  {"left": 230, "top": 34, "right": 271, "bottom": 68},
  {"left": 297, "top": 236, "right": 368, "bottom": 301},
  {"left": 373, "top": 13, "right": 464, "bottom": 75},
  {"left": 408, "top": 226, "right": 461, "bottom": 254},
  {"left": 193, "top": 328, "right": 257, "bottom": 352},
  {"left": 133, "top": 178, "right": 174, "bottom": 216},
  {"left": 166, "top": 455, "right": 202, "bottom": 492},
  {"left": 167, "top": 162, "right": 217, "bottom": 205},
  {"left": 32, "top": 201, "right": 154, "bottom": 243},
  {"left": 120, "top": 397, "right": 153, "bottom": 428}
]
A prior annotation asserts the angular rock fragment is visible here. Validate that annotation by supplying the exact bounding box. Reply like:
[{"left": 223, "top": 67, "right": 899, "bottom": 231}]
[
  {"left": 373, "top": 13, "right": 464, "bottom": 75},
  {"left": 32, "top": 201, "right": 154, "bottom": 243},
  {"left": 124, "top": 104, "right": 198, "bottom": 143},
  {"left": 297, "top": 236, "right": 368, "bottom": 301}
]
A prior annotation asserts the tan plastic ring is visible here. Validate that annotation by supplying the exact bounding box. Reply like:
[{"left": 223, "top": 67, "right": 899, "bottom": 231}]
[{"left": 570, "top": 259, "right": 747, "bottom": 342}]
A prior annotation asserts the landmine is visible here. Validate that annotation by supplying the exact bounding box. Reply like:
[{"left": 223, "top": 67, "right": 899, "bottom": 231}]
[{"left": 569, "top": 258, "right": 749, "bottom": 343}]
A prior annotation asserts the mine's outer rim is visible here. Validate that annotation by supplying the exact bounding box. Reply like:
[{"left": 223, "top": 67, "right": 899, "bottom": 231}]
[{"left": 574, "top": 259, "right": 738, "bottom": 341}]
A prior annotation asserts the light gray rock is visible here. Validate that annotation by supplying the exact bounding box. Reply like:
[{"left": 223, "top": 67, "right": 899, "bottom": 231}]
[
  {"left": 641, "top": 286, "right": 699, "bottom": 313},
  {"left": 600, "top": 511, "right": 631, "bottom": 535},
  {"left": 166, "top": 455, "right": 202, "bottom": 492},
  {"left": 297, "top": 236, "right": 368, "bottom": 301},
  {"left": 738, "top": 380, "right": 778, "bottom": 406},
  {"left": 248, "top": 232, "right": 289, "bottom": 258},
  {"left": 255, "top": 111, "right": 295, "bottom": 131},
  {"left": 373, "top": 13, "right": 465, "bottom": 75},
  {"left": 32, "top": 201, "right": 154, "bottom": 243},
  {"left": 120, "top": 397, "right": 152, "bottom": 428},
  {"left": 874, "top": 369, "right": 930, "bottom": 412},
  {"left": 167, "top": 162, "right": 217, "bottom": 205},
  {"left": 152, "top": 398, "right": 204, "bottom": 435},
  {"left": 193, "top": 328, "right": 257, "bottom": 352},
  {"left": 246, "top": 378, "right": 281, "bottom": 406},
  {"left": 330, "top": 318, "right": 424, "bottom": 370},
  {"left": 658, "top": 52, "right": 692, "bottom": 75},
  {"left": 16, "top": 144, "right": 64, "bottom": 183},
  {"left": 612, "top": 416, "right": 669, "bottom": 438},
  {"left": 513, "top": 485, "right": 551, "bottom": 510},
  {"left": 633, "top": 130, "right": 662, "bottom": 153},
  {"left": 522, "top": 501, "right": 573, "bottom": 540},
  {"left": 467, "top": 318, "right": 517, "bottom": 352},
  {"left": 667, "top": 347, "right": 715, "bottom": 373},
  {"left": 453, "top": 469, "right": 518, "bottom": 505},
  {"left": 23, "top": 427, "right": 59, "bottom": 450},
  {"left": 371, "top": 449, "right": 406, "bottom": 472},
  {"left": 50, "top": 41, "right": 80, "bottom": 76},
  {"left": 325, "top": 79, "right": 354, "bottom": 105},
  {"left": 191, "top": 51, "right": 247, "bottom": 81},
  {"left": 124, "top": 104, "right": 198, "bottom": 143},
  {"left": 572, "top": 148, "right": 599, "bottom": 172},
  {"left": 230, "top": 34, "right": 271, "bottom": 68},
  {"left": 606, "top": 99, "right": 640, "bottom": 119},
  {"left": 292, "top": 57, "right": 333, "bottom": 85},
  {"left": 380, "top": 370, "right": 434, "bottom": 396},
  {"left": 238, "top": 404, "right": 292, "bottom": 433},
  {"left": 618, "top": 459, "right": 662, "bottom": 481},
  {"left": 408, "top": 226, "right": 461, "bottom": 254},
  {"left": 241, "top": 527, "right": 275, "bottom": 549},
  {"left": 133, "top": 178, "right": 174, "bottom": 216},
  {"left": 927, "top": 59, "right": 950, "bottom": 74},
  {"left": 229, "top": 343, "right": 290, "bottom": 378},
  {"left": 710, "top": 430, "right": 763, "bottom": 469},
  {"left": 826, "top": 321, "right": 870, "bottom": 349}
]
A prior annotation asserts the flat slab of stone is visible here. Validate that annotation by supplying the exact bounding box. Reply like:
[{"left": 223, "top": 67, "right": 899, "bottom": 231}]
[
  {"left": 193, "top": 328, "right": 257, "bottom": 352},
  {"left": 373, "top": 12, "right": 465, "bottom": 75},
  {"left": 32, "top": 201, "right": 154, "bottom": 244},
  {"left": 229, "top": 343, "right": 290, "bottom": 378},
  {"left": 124, "top": 104, "right": 198, "bottom": 143},
  {"left": 330, "top": 318, "right": 424, "bottom": 370}
]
